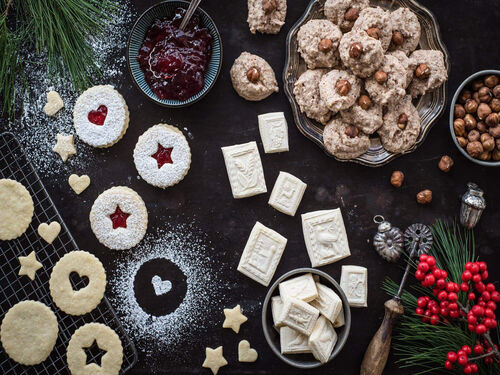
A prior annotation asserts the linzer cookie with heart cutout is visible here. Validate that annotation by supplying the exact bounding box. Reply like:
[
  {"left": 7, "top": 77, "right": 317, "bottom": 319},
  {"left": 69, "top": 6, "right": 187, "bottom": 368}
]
[{"left": 73, "top": 85, "right": 129, "bottom": 148}]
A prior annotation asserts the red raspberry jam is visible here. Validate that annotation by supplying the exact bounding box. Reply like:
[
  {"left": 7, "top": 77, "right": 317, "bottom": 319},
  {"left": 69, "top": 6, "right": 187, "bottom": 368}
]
[
  {"left": 109, "top": 205, "right": 130, "bottom": 229},
  {"left": 137, "top": 8, "right": 213, "bottom": 101},
  {"left": 88, "top": 105, "right": 108, "bottom": 126},
  {"left": 151, "top": 143, "right": 174, "bottom": 168}
]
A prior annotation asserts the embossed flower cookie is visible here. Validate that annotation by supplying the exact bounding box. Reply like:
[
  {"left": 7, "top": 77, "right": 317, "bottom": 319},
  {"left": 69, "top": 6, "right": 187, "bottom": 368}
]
[
  {"left": 73, "top": 85, "right": 129, "bottom": 148},
  {"left": 133, "top": 124, "right": 191, "bottom": 188},
  {"left": 89, "top": 186, "right": 148, "bottom": 250}
]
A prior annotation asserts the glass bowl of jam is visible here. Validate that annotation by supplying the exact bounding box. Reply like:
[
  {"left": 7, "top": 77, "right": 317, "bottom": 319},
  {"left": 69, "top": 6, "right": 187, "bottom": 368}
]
[{"left": 128, "top": 1, "right": 222, "bottom": 107}]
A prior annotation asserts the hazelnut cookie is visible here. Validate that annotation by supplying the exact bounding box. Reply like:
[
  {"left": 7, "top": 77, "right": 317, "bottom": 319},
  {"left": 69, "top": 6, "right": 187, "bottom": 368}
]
[
  {"left": 387, "top": 50, "right": 413, "bottom": 88},
  {"left": 378, "top": 95, "right": 421, "bottom": 153},
  {"left": 339, "top": 29, "right": 384, "bottom": 78},
  {"left": 323, "top": 117, "right": 370, "bottom": 159},
  {"left": 324, "top": 0, "right": 369, "bottom": 32},
  {"left": 319, "top": 69, "right": 361, "bottom": 113},
  {"left": 340, "top": 93, "right": 383, "bottom": 134},
  {"left": 365, "top": 54, "right": 407, "bottom": 106},
  {"left": 293, "top": 69, "right": 332, "bottom": 124},
  {"left": 352, "top": 7, "right": 392, "bottom": 51},
  {"left": 230, "top": 52, "right": 279, "bottom": 101},
  {"left": 247, "top": 0, "right": 286, "bottom": 34},
  {"left": 408, "top": 49, "right": 447, "bottom": 98},
  {"left": 389, "top": 7, "right": 421, "bottom": 55},
  {"left": 297, "top": 19, "right": 342, "bottom": 69}
]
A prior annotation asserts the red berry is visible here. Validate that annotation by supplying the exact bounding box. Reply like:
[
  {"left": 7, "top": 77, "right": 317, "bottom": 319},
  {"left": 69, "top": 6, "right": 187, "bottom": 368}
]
[
  {"left": 424, "top": 274, "right": 435, "bottom": 287},
  {"left": 469, "top": 363, "right": 478, "bottom": 373},
  {"left": 449, "top": 310, "right": 459, "bottom": 319},
  {"left": 419, "top": 254, "right": 429, "bottom": 263},
  {"left": 436, "top": 279, "right": 446, "bottom": 289},
  {"left": 461, "top": 282, "right": 470, "bottom": 292},
  {"left": 464, "top": 364, "right": 472, "bottom": 374},
  {"left": 470, "top": 263, "right": 480, "bottom": 274},
  {"left": 481, "top": 270, "right": 489, "bottom": 280},
  {"left": 487, "top": 301, "right": 496, "bottom": 310},
  {"left": 438, "top": 291, "right": 448, "bottom": 301},
  {"left": 491, "top": 291, "right": 500, "bottom": 302},
  {"left": 448, "top": 292, "right": 458, "bottom": 302},
  {"left": 475, "top": 324, "right": 487, "bottom": 335},
  {"left": 462, "top": 271, "right": 472, "bottom": 282},
  {"left": 484, "top": 356, "right": 493, "bottom": 365},
  {"left": 484, "top": 318, "right": 496, "bottom": 329},
  {"left": 485, "top": 308, "right": 495, "bottom": 318},
  {"left": 472, "top": 305, "right": 485, "bottom": 316},
  {"left": 473, "top": 344, "right": 484, "bottom": 354},
  {"left": 446, "top": 282, "right": 455, "bottom": 292},
  {"left": 447, "top": 351, "right": 458, "bottom": 362},
  {"left": 440, "top": 308, "right": 449, "bottom": 317},
  {"left": 475, "top": 282, "right": 485, "bottom": 293},
  {"left": 458, "top": 355, "right": 468, "bottom": 366},
  {"left": 430, "top": 315, "right": 439, "bottom": 325},
  {"left": 461, "top": 345, "right": 472, "bottom": 355},
  {"left": 417, "top": 297, "right": 427, "bottom": 308},
  {"left": 479, "top": 261, "right": 487, "bottom": 271},
  {"left": 426, "top": 256, "right": 436, "bottom": 267},
  {"left": 468, "top": 324, "right": 475, "bottom": 331},
  {"left": 431, "top": 305, "right": 440, "bottom": 315},
  {"left": 441, "top": 270, "right": 448, "bottom": 280},
  {"left": 468, "top": 292, "right": 476, "bottom": 301},
  {"left": 468, "top": 315, "right": 477, "bottom": 324},
  {"left": 416, "top": 307, "right": 424, "bottom": 315},
  {"left": 444, "top": 360, "right": 454, "bottom": 370},
  {"left": 433, "top": 268, "right": 442, "bottom": 279},
  {"left": 486, "top": 283, "right": 495, "bottom": 292},
  {"left": 418, "top": 262, "right": 430, "bottom": 273},
  {"left": 482, "top": 291, "right": 491, "bottom": 301},
  {"left": 415, "top": 269, "right": 425, "bottom": 281},
  {"left": 472, "top": 274, "right": 482, "bottom": 283}
]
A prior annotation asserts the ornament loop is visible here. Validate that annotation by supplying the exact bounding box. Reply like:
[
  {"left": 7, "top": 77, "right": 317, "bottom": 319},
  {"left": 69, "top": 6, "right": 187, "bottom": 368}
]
[{"left": 373, "top": 215, "right": 385, "bottom": 224}]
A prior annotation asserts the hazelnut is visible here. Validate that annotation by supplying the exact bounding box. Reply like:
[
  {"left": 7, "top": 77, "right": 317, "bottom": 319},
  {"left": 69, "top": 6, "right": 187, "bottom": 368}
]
[
  {"left": 374, "top": 70, "right": 388, "bottom": 84},
  {"left": 454, "top": 104, "right": 466, "bottom": 118},
  {"left": 262, "top": 0, "right": 277, "bottom": 14},
  {"left": 467, "top": 129, "right": 480, "bottom": 142},
  {"left": 392, "top": 31, "right": 404, "bottom": 46},
  {"left": 477, "top": 103, "right": 492, "bottom": 120},
  {"left": 397, "top": 113, "right": 408, "bottom": 130},
  {"left": 493, "top": 85, "right": 500, "bottom": 99},
  {"left": 246, "top": 67, "right": 260, "bottom": 83},
  {"left": 349, "top": 42, "right": 363, "bottom": 58},
  {"left": 497, "top": 138, "right": 500, "bottom": 148},
  {"left": 472, "top": 91, "right": 480, "bottom": 104},
  {"left": 478, "top": 86, "right": 492, "bottom": 103},
  {"left": 415, "top": 63, "right": 431, "bottom": 80},
  {"left": 390, "top": 171, "right": 404, "bottom": 188},
  {"left": 465, "top": 99, "right": 478, "bottom": 113},
  {"left": 481, "top": 133, "right": 495, "bottom": 152},
  {"left": 438, "top": 155, "right": 454, "bottom": 172},
  {"left": 416, "top": 190, "right": 432, "bottom": 205},
  {"left": 492, "top": 149, "right": 500, "bottom": 161},
  {"left": 463, "top": 114, "right": 477, "bottom": 131},
  {"left": 336, "top": 79, "right": 351, "bottom": 96},
  {"left": 319, "top": 38, "right": 334, "bottom": 53},
  {"left": 490, "top": 98, "right": 500, "bottom": 112},
  {"left": 472, "top": 79, "right": 484, "bottom": 91},
  {"left": 358, "top": 94, "right": 372, "bottom": 110},
  {"left": 344, "top": 125, "right": 359, "bottom": 138},
  {"left": 344, "top": 7, "right": 359, "bottom": 22},
  {"left": 486, "top": 113, "right": 499, "bottom": 127},
  {"left": 457, "top": 136, "right": 468, "bottom": 148},
  {"left": 459, "top": 90, "right": 472, "bottom": 104},
  {"left": 489, "top": 125, "right": 500, "bottom": 138},
  {"left": 478, "top": 151, "right": 491, "bottom": 161},
  {"left": 484, "top": 75, "right": 499, "bottom": 88},
  {"left": 477, "top": 121, "right": 488, "bottom": 133},
  {"left": 453, "top": 118, "right": 466, "bottom": 136},
  {"left": 366, "top": 27, "right": 380, "bottom": 39},
  {"left": 466, "top": 141, "right": 483, "bottom": 158}
]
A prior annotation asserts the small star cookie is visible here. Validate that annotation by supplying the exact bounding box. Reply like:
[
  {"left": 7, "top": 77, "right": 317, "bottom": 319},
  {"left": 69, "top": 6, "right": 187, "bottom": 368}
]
[
  {"left": 222, "top": 304, "right": 248, "bottom": 333},
  {"left": 18, "top": 251, "right": 43, "bottom": 280},
  {"left": 53, "top": 134, "right": 76, "bottom": 162},
  {"left": 202, "top": 346, "right": 227, "bottom": 375}
]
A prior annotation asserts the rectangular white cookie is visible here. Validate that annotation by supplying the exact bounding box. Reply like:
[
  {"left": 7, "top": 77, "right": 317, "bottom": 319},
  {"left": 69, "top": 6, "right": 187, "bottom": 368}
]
[
  {"left": 221, "top": 141, "right": 267, "bottom": 199},
  {"left": 279, "top": 273, "right": 318, "bottom": 303},
  {"left": 258, "top": 112, "right": 289, "bottom": 153},
  {"left": 334, "top": 306, "right": 345, "bottom": 328},
  {"left": 280, "top": 326, "right": 311, "bottom": 354},
  {"left": 301, "top": 208, "right": 351, "bottom": 267},
  {"left": 268, "top": 171, "right": 307, "bottom": 216},
  {"left": 310, "top": 282, "right": 342, "bottom": 323},
  {"left": 340, "top": 265, "right": 368, "bottom": 308},
  {"left": 237, "top": 222, "right": 287, "bottom": 286},
  {"left": 271, "top": 296, "right": 284, "bottom": 331},
  {"left": 276, "top": 297, "right": 319, "bottom": 336},
  {"left": 308, "top": 315, "right": 338, "bottom": 364}
]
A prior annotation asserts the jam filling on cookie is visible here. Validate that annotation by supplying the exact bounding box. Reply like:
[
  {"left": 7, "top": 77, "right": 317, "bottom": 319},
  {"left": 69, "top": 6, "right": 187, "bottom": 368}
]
[
  {"left": 109, "top": 205, "right": 130, "bottom": 229},
  {"left": 88, "top": 105, "right": 108, "bottom": 126},
  {"left": 137, "top": 8, "right": 213, "bottom": 102},
  {"left": 151, "top": 143, "right": 174, "bottom": 168}
]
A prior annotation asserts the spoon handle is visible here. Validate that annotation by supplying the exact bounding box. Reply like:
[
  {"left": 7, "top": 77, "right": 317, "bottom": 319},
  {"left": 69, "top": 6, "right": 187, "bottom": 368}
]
[{"left": 180, "top": 0, "right": 202, "bottom": 31}]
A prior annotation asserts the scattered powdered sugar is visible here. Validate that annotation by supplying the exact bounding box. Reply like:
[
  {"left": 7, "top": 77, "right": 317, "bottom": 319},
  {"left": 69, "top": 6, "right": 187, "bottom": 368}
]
[
  {"left": 1, "top": 0, "right": 133, "bottom": 177},
  {"left": 108, "top": 224, "right": 226, "bottom": 365}
]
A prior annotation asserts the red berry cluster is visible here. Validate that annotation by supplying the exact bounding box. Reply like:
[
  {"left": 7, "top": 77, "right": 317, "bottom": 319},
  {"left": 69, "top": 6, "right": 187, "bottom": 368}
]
[{"left": 445, "top": 341, "right": 500, "bottom": 372}]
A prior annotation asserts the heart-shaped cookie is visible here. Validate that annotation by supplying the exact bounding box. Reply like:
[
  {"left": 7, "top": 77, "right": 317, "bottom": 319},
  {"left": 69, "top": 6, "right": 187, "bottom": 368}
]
[
  {"left": 152, "top": 275, "right": 172, "bottom": 296},
  {"left": 238, "top": 340, "right": 258, "bottom": 362},
  {"left": 88, "top": 105, "right": 108, "bottom": 125},
  {"left": 68, "top": 174, "right": 91, "bottom": 194},
  {"left": 43, "top": 90, "right": 64, "bottom": 116},
  {"left": 38, "top": 222, "right": 61, "bottom": 244}
]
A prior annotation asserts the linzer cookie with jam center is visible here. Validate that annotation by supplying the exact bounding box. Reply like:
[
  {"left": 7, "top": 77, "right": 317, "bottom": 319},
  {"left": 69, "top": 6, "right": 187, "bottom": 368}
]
[
  {"left": 133, "top": 124, "right": 191, "bottom": 188},
  {"left": 73, "top": 85, "right": 129, "bottom": 148}
]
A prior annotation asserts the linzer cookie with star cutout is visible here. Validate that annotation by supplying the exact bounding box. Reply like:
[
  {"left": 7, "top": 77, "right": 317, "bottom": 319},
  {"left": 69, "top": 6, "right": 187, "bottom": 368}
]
[
  {"left": 89, "top": 186, "right": 148, "bottom": 250},
  {"left": 133, "top": 124, "right": 191, "bottom": 188},
  {"left": 73, "top": 85, "right": 130, "bottom": 148}
]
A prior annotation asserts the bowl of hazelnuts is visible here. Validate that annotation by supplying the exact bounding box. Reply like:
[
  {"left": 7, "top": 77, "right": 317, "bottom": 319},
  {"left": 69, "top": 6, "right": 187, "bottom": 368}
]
[{"left": 451, "top": 70, "right": 500, "bottom": 166}]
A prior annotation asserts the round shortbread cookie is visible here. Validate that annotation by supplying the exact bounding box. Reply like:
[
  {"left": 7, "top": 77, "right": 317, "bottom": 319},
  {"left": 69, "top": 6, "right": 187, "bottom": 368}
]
[
  {"left": 0, "top": 300, "right": 58, "bottom": 365},
  {"left": 133, "top": 124, "right": 191, "bottom": 189},
  {"left": 0, "top": 179, "right": 34, "bottom": 240},
  {"left": 73, "top": 85, "right": 129, "bottom": 148},
  {"left": 89, "top": 187, "right": 148, "bottom": 250},
  {"left": 49, "top": 251, "right": 106, "bottom": 315},
  {"left": 67, "top": 323, "right": 123, "bottom": 375}
]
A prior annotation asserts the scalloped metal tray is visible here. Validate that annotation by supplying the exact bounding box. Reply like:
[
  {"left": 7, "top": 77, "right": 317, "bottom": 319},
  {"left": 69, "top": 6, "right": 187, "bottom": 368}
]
[{"left": 283, "top": 0, "right": 450, "bottom": 167}]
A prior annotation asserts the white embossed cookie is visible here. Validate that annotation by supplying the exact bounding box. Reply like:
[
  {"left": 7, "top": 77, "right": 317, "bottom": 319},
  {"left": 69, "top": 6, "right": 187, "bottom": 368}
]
[
  {"left": 268, "top": 171, "right": 306, "bottom": 216},
  {"left": 89, "top": 186, "right": 148, "bottom": 250},
  {"left": 340, "top": 265, "right": 368, "bottom": 307},
  {"left": 73, "top": 85, "right": 129, "bottom": 148},
  {"left": 133, "top": 124, "right": 191, "bottom": 188},
  {"left": 297, "top": 19, "right": 342, "bottom": 69},
  {"left": 258, "top": 112, "right": 289, "bottom": 153},
  {"left": 323, "top": 118, "right": 370, "bottom": 160},
  {"left": 0, "top": 179, "right": 34, "bottom": 240},
  {"left": 293, "top": 69, "right": 332, "bottom": 125},
  {"left": 319, "top": 70, "right": 361, "bottom": 113},
  {"left": 276, "top": 297, "right": 319, "bottom": 336}
]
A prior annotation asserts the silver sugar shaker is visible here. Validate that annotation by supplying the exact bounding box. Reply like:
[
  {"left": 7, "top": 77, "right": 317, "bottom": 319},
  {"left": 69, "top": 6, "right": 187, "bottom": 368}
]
[{"left": 460, "top": 182, "right": 486, "bottom": 229}]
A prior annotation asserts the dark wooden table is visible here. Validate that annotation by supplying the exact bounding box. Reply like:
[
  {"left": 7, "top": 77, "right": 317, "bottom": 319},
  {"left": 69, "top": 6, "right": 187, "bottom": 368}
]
[{"left": 9, "top": 0, "right": 500, "bottom": 374}]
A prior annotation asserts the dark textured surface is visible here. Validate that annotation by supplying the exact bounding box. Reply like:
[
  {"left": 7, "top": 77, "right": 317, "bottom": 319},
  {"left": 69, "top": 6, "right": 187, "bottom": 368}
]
[{"left": 5, "top": 0, "right": 500, "bottom": 374}]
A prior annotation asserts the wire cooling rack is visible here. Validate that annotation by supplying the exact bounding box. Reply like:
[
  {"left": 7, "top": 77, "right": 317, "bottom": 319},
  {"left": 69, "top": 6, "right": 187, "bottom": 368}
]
[{"left": 0, "top": 132, "right": 138, "bottom": 374}]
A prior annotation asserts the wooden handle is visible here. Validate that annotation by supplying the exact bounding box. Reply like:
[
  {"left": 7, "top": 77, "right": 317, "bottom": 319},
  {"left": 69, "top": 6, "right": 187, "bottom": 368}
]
[{"left": 360, "top": 298, "right": 404, "bottom": 375}]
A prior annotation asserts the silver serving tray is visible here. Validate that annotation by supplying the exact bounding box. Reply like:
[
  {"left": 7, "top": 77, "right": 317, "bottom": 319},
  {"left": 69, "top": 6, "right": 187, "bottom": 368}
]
[{"left": 283, "top": 0, "right": 450, "bottom": 167}]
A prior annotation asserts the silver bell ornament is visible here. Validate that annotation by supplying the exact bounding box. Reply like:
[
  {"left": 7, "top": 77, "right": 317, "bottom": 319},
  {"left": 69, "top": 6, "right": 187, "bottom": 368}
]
[
  {"left": 372, "top": 215, "right": 404, "bottom": 262},
  {"left": 460, "top": 182, "right": 486, "bottom": 229}
]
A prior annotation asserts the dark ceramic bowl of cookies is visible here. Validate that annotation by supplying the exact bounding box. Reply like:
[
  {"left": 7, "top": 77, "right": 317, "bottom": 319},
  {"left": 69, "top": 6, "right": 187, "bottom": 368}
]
[{"left": 449, "top": 69, "right": 500, "bottom": 167}]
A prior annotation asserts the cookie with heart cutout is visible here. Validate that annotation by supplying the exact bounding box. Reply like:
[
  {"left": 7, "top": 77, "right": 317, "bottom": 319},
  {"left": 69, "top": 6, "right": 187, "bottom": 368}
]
[{"left": 73, "top": 85, "right": 129, "bottom": 148}]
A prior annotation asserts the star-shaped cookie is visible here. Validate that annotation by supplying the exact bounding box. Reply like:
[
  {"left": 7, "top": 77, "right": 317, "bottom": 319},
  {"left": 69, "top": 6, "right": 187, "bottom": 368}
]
[
  {"left": 53, "top": 133, "right": 76, "bottom": 162},
  {"left": 18, "top": 251, "right": 43, "bottom": 280},
  {"left": 202, "top": 346, "right": 227, "bottom": 375},
  {"left": 222, "top": 304, "right": 248, "bottom": 333}
]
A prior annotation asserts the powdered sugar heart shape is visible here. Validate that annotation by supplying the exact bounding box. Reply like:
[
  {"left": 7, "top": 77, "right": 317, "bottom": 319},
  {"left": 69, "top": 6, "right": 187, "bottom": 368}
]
[
  {"left": 238, "top": 340, "right": 258, "bottom": 362},
  {"left": 88, "top": 105, "right": 108, "bottom": 126},
  {"left": 38, "top": 222, "right": 61, "bottom": 244},
  {"left": 68, "top": 174, "right": 91, "bottom": 194},
  {"left": 152, "top": 275, "right": 172, "bottom": 296}
]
